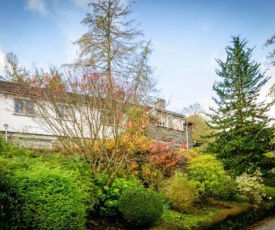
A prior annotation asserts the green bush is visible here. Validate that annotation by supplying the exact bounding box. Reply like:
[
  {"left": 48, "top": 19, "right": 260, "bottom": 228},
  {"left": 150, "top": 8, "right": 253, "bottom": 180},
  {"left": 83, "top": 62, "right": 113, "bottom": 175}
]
[
  {"left": 118, "top": 186, "right": 163, "bottom": 228},
  {"left": 188, "top": 154, "right": 237, "bottom": 200},
  {"left": 236, "top": 168, "right": 265, "bottom": 204},
  {"left": 160, "top": 171, "right": 201, "bottom": 212},
  {"left": 0, "top": 169, "right": 21, "bottom": 230},
  {"left": 96, "top": 175, "right": 142, "bottom": 218},
  {"left": 0, "top": 143, "right": 98, "bottom": 230}
]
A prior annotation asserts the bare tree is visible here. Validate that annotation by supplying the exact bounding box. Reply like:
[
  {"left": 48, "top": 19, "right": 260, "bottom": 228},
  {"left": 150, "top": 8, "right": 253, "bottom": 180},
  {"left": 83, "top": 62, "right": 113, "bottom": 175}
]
[
  {"left": 4, "top": 52, "right": 29, "bottom": 82},
  {"left": 13, "top": 66, "right": 146, "bottom": 182},
  {"left": 182, "top": 103, "right": 213, "bottom": 147},
  {"left": 181, "top": 103, "right": 204, "bottom": 117},
  {"left": 6, "top": 0, "right": 157, "bottom": 183},
  {"left": 265, "top": 35, "right": 275, "bottom": 67},
  {"left": 264, "top": 35, "right": 275, "bottom": 107}
]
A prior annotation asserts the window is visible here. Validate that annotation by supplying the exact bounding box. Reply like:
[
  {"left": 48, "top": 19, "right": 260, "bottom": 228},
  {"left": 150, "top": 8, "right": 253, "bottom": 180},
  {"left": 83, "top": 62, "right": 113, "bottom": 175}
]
[
  {"left": 157, "top": 115, "right": 166, "bottom": 127},
  {"left": 14, "top": 99, "right": 34, "bottom": 115},
  {"left": 167, "top": 115, "right": 173, "bottom": 128},
  {"left": 56, "top": 104, "right": 72, "bottom": 120}
]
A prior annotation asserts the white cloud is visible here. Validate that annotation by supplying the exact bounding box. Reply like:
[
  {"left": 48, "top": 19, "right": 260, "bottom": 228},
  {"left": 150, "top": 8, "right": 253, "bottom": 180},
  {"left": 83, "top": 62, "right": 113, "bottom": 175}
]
[
  {"left": 71, "top": 0, "right": 128, "bottom": 7},
  {"left": 71, "top": 0, "right": 89, "bottom": 7},
  {"left": 25, "top": 0, "right": 48, "bottom": 16},
  {"left": 0, "top": 49, "right": 5, "bottom": 74}
]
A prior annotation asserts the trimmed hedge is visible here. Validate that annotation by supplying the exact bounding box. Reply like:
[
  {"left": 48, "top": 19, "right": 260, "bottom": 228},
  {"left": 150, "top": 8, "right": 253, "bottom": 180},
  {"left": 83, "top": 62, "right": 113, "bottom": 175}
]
[{"left": 0, "top": 140, "right": 98, "bottom": 230}]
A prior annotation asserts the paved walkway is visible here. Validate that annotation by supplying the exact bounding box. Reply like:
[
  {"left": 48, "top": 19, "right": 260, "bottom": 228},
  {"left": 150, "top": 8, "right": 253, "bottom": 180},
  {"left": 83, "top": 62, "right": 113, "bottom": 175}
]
[{"left": 247, "top": 215, "right": 275, "bottom": 230}]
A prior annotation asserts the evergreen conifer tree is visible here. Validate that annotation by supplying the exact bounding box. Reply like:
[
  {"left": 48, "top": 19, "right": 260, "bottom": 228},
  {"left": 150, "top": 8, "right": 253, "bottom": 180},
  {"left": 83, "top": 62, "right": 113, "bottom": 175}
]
[{"left": 207, "top": 36, "right": 274, "bottom": 175}]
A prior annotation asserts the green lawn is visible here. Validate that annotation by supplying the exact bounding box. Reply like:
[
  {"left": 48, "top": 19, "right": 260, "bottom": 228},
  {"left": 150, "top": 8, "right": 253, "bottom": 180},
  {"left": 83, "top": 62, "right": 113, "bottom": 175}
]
[
  {"left": 150, "top": 199, "right": 250, "bottom": 230},
  {"left": 265, "top": 186, "right": 275, "bottom": 197}
]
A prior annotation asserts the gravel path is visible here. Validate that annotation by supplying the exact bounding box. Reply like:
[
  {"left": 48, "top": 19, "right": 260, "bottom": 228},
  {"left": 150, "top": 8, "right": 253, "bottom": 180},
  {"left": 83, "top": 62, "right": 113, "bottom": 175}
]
[{"left": 246, "top": 215, "right": 275, "bottom": 230}]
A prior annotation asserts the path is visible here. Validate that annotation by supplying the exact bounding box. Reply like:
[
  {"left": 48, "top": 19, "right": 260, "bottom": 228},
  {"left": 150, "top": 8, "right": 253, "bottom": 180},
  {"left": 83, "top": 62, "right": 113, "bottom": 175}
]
[{"left": 246, "top": 215, "right": 275, "bottom": 230}]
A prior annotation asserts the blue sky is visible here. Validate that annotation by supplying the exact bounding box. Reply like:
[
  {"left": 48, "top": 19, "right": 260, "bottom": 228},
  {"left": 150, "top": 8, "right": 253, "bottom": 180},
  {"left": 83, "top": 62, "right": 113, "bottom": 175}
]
[{"left": 0, "top": 0, "right": 275, "bottom": 112}]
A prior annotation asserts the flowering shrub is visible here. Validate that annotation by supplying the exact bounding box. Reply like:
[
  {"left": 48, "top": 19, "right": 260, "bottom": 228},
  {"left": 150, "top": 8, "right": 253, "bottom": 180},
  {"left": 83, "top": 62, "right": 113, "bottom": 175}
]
[
  {"left": 236, "top": 168, "right": 265, "bottom": 204},
  {"left": 145, "top": 141, "right": 187, "bottom": 176}
]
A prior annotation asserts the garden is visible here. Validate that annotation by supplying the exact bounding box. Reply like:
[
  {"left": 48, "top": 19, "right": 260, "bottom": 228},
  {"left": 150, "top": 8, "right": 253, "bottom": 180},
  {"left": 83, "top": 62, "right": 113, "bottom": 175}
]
[
  {"left": 1, "top": 1, "right": 275, "bottom": 229},
  {"left": 0, "top": 134, "right": 274, "bottom": 230}
]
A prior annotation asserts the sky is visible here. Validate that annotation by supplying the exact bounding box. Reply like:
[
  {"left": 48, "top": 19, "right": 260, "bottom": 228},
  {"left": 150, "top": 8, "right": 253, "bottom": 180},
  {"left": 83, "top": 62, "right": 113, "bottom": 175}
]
[{"left": 0, "top": 0, "right": 275, "bottom": 113}]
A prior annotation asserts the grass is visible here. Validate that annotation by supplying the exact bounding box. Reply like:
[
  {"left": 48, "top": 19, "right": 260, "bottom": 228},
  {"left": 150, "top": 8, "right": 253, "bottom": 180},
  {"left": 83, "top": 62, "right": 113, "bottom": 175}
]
[
  {"left": 150, "top": 199, "right": 251, "bottom": 230},
  {"left": 265, "top": 186, "right": 275, "bottom": 197}
]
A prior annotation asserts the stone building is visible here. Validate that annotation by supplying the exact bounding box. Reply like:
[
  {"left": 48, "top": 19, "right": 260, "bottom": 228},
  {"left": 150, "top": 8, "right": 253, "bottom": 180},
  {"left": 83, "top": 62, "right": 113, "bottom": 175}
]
[{"left": 148, "top": 98, "right": 194, "bottom": 149}]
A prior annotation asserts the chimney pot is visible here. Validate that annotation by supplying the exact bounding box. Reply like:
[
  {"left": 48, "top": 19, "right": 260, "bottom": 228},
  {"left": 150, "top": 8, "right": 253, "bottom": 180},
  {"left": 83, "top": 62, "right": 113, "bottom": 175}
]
[{"left": 155, "top": 98, "right": 166, "bottom": 109}]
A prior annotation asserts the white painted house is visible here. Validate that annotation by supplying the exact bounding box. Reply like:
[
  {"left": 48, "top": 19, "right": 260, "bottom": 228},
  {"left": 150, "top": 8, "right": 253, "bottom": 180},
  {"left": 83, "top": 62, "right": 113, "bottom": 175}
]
[
  {"left": 0, "top": 81, "right": 58, "bottom": 148},
  {"left": 0, "top": 80, "right": 194, "bottom": 149}
]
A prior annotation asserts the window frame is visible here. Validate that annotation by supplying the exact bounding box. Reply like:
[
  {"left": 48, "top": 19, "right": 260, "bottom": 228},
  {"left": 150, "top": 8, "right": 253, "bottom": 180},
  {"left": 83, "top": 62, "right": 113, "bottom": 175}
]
[{"left": 14, "top": 98, "right": 35, "bottom": 116}]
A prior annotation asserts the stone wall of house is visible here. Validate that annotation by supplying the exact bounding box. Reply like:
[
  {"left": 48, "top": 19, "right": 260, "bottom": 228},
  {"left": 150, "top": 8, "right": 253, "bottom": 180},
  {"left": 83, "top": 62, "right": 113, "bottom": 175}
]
[
  {"left": 147, "top": 125, "right": 193, "bottom": 149},
  {"left": 1, "top": 131, "right": 56, "bottom": 150}
]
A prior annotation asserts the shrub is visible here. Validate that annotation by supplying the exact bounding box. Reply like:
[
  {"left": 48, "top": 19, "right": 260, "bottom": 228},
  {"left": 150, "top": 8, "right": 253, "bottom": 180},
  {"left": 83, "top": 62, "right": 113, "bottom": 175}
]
[
  {"left": 96, "top": 175, "right": 142, "bottom": 218},
  {"left": 16, "top": 167, "right": 89, "bottom": 229},
  {"left": 188, "top": 154, "right": 237, "bottom": 200},
  {"left": 140, "top": 163, "right": 164, "bottom": 189},
  {"left": 118, "top": 187, "right": 163, "bottom": 228},
  {"left": 236, "top": 168, "right": 265, "bottom": 204},
  {"left": 159, "top": 171, "right": 201, "bottom": 212},
  {"left": 0, "top": 169, "right": 21, "bottom": 229},
  {"left": 0, "top": 145, "right": 98, "bottom": 230},
  {"left": 179, "top": 149, "right": 198, "bottom": 162}
]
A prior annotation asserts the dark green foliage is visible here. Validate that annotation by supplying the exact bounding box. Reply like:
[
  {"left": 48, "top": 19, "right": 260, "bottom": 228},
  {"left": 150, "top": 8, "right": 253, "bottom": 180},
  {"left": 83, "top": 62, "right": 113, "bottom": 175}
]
[
  {"left": 118, "top": 187, "right": 163, "bottom": 228},
  {"left": 0, "top": 142, "right": 98, "bottom": 229},
  {"left": 206, "top": 36, "right": 275, "bottom": 175},
  {"left": 0, "top": 170, "right": 21, "bottom": 230}
]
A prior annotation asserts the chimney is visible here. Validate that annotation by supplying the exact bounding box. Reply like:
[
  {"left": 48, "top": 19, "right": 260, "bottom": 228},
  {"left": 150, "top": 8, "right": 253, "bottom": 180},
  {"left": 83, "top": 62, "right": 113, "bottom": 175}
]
[{"left": 155, "top": 98, "right": 166, "bottom": 109}]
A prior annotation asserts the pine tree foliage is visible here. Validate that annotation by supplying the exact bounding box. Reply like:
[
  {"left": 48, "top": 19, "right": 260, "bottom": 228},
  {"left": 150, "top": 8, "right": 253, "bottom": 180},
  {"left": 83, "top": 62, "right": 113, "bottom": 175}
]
[{"left": 206, "top": 36, "right": 274, "bottom": 175}]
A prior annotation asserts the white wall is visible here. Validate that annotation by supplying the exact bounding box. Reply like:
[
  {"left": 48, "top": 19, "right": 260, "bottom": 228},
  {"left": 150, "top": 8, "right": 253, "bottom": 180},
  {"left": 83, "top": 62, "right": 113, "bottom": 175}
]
[
  {"left": 0, "top": 93, "right": 51, "bottom": 135},
  {"left": 0, "top": 92, "right": 120, "bottom": 140}
]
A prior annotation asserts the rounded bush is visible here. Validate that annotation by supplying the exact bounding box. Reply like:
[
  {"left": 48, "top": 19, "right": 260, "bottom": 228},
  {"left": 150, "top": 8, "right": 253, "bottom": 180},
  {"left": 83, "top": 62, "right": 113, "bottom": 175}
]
[
  {"left": 118, "top": 187, "right": 163, "bottom": 228},
  {"left": 98, "top": 176, "right": 143, "bottom": 218}
]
